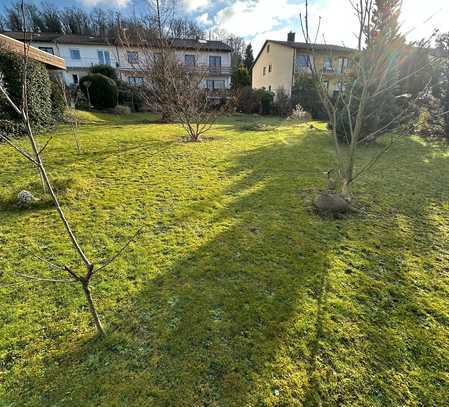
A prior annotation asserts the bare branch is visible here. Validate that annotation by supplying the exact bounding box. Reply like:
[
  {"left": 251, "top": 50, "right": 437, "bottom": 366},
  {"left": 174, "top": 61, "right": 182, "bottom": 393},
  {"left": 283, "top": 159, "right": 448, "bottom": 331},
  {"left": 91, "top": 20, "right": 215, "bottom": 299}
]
[
  {"left": 14, "top": 272, "right": 78, "bottom": 284},
  {"left": 94, "top": 226, "right": 145, "bottom": 275},
  {"left": 0, "top": 133, "right": 38, "bottom": 164}
]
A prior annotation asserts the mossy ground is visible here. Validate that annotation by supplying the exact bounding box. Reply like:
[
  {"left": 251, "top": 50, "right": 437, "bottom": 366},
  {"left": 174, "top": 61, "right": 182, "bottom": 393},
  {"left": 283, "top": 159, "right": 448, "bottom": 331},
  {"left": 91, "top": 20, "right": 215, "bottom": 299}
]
[{"left": 1, "top": 112, "right": 448, "bottom": 406}]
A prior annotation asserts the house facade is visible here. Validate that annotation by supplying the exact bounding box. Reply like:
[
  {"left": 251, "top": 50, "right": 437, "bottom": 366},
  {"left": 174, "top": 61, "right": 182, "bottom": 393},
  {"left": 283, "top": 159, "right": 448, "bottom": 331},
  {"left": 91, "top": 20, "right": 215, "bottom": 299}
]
[
  {"left": 252, "top": 32, "right": 354, "bottom": 98},
  {"left": 2, "top": 32, "right": 232, "bottom": 90}
]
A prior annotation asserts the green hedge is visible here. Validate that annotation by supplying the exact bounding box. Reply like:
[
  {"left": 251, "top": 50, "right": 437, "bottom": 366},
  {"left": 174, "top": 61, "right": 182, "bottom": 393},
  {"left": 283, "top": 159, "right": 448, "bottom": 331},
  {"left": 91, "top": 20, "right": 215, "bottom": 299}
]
[
  {"left": 80, "top": 73, "right": 118, "bottom": 109},
  {"left": 0, "top": 51, "right": 53, "bottom": 135}
]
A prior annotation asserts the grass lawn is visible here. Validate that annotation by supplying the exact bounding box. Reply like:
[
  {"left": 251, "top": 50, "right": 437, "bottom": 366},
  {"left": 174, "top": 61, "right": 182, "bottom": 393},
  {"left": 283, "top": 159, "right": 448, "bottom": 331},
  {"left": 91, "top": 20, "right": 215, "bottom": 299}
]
[{"left": 1, "top": 112, "right": 449, "bottom": 406}]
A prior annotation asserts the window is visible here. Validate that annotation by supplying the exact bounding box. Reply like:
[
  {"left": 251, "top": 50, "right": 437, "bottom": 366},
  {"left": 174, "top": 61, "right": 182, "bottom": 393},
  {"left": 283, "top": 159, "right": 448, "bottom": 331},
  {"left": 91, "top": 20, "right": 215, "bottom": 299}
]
[
  {"left": 296, "top": 54, "right": 311, "bottom": 70},
  {"left": 70, "top": 49, "right": 81, "bottom": 60},
  {"left": 127, "top": 51, "right": 139, "bottom": 64},
  {"left": 185, "top": 54, "right": 196, "bottom": 66},
  {"left": 128, "top": 77, "right": 144, "bottom": 86},
  {"left": 323, "top": 56, "right": 333, "bottom": 72},
  {"left": 209, "top": 56, "right": 222, "bottom": 67},
  {"left": 337, "top": 57, "right": 349, "bottom": 74},
  {"left": 268, "top": 64, "right": 272, "bottom": 73},
  {"left": 39, "top": 46, "right": 54, "bottom": 55},
  {"left": 72, "top": 74, "right": 79, "bottom": 84},
  {"left": 98, "top": 50, "right": 111, "bottom": 65},
  {"left": 263, "top": 66, "right": 266, "bottom": 76},
  {"left": 214, "top": 80, "right": 225, "bottom": 89},
  {"left": 206, "top": 79, "right": 225, "bottom": 90},
  {"left": 267, "top": 44, "right": 270, "bottom": 53}
]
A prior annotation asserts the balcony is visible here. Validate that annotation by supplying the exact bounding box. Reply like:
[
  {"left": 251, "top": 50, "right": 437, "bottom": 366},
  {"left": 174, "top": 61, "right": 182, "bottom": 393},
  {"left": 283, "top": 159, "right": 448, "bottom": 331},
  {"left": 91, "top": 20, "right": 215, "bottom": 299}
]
[{"left": 184, "top": 63, "right": 232, "bottom": 76}]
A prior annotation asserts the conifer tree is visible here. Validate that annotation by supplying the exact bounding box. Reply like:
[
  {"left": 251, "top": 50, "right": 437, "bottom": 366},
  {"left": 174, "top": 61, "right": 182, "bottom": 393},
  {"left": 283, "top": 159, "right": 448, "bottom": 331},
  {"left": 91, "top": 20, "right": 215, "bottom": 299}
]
[{"left": 243, "top": 44, "right": 254, "bottom": 72}]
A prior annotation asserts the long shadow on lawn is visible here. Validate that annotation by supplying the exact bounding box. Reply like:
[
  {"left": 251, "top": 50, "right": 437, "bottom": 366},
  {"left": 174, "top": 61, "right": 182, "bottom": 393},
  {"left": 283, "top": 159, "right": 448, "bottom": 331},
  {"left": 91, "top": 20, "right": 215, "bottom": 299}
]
[{"left": 5, "top": 132, "right": 449, "bottom": 406}]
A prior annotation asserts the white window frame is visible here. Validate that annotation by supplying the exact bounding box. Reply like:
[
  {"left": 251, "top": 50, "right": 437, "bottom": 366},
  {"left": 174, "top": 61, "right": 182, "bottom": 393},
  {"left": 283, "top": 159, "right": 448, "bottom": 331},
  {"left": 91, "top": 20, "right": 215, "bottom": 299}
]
[
  {"left": 70, "top": 49, "right": 81, "bottom": 60},
  {"left": 98, "top": 50, "right": 111, "bottom": 65},
  {"left": 127, "top": 51, "right": 139, "bottom": 64}
]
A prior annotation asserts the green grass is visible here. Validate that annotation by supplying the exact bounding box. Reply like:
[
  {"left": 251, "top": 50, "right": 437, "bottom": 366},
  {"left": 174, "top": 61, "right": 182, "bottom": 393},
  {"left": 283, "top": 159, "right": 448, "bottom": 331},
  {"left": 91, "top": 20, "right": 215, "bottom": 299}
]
[{"left": 1, "top": 112, "right": 449, "bottom": 406}]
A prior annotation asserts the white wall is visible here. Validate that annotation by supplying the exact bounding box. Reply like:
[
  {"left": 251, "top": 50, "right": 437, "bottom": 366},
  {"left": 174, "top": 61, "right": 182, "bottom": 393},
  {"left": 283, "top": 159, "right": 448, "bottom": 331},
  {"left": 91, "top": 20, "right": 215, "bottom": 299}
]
[{"left": 30, "top": 40, "right": 232, "bottom": 88}]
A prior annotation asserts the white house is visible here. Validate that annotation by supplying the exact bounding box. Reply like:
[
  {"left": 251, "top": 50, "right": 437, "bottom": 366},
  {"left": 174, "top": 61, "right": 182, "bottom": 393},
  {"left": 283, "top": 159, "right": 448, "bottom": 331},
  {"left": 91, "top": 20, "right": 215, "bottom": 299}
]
[{"left": 2, "top": 32, "right": 232, "bottom": 90}]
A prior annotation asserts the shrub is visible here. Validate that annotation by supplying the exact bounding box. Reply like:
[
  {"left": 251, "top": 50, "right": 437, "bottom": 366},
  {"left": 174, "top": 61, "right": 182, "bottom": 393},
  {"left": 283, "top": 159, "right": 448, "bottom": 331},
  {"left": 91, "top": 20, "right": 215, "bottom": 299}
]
[
  {"left": 288, "top": 104, "right": 312, "bottom": 122},
  {"left": 235, "top": 86, "right": 259, "bottom": 114},
  {"left": 112, "top": 105, "right": 131, "bottom": 115},
  {"left": 90, "top": 64, "right": 118, "bottom": 81},
  {"left": 291, "top": 75, "right": 327, "bottom": 120},
  {"left": 80, "top": 74, "right": 118, "bottom": 109},
  {"left": 235, "top": 86, "right": 274, "bottom": 115},
  {"left": 273, "top": 87, "right": 291, "bottom": 117},
  {"left": 254, "top": 88, "right": 274, "bottom": 115},
  {"left": 0, "top": 51, "right": 53, "bottom": 135},
  {"left": 231, "top": 65, "right": 251, "bottom": 89},
  {"left": 50, "top": 77, "right": 66, "bottom": 122},
  {"left": 335, "top": 77, "right": 402, "bottom": 144},
  {"left": 116, "top": 80, "right": 146, "bottom": 112}
]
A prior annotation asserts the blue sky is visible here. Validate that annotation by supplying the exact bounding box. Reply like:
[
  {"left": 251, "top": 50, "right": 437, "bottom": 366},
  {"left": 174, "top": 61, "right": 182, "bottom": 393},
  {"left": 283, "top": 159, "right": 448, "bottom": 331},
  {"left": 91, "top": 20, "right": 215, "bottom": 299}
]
[{"left": 3, "top": 0, "right": 448, "bottom": 53}]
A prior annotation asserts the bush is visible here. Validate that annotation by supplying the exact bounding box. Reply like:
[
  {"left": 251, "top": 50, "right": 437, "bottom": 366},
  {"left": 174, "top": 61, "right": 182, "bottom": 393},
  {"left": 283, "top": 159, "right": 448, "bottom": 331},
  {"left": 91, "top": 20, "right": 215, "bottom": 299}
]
[
  {"left": 235, "top": 86, "right": 274, "bottom": 115},
  {"left": 116, "top": 80, "right": 146, "bottom": 112},
  {"left": 273, "top": 87, "right": 291, "bottom": 117},
  {"left": 288, "top": 104, "right": 312, "bottom": 122},
  {"left": 231, "top": 65, "right": 251, "bottom": 89},
  {"left": 90, "top": 64, "right": 118, "bottom": 81},
  {"left": 235, "top": 86, "right": 259, "bottom": 114},
  {"left": 335, "top": 77, "right": 402, "bottom": 144},
  {"left": 0, "top": 51, "right": 53, "bottom": 135},
  {"left": 50, "top": 77, "right": 66, "bottom": 122},
  {"left": 112, "top": 105, "right": 131, "bottom": 115},
  {"left": 80, "top": 74, "right": 118, "bottom": 109},
  {"left": 254, "top": 88, "right": 274, "bottom": 115},
  {"left": 291, "top": 75, "right": 327, "bottom": 120}
]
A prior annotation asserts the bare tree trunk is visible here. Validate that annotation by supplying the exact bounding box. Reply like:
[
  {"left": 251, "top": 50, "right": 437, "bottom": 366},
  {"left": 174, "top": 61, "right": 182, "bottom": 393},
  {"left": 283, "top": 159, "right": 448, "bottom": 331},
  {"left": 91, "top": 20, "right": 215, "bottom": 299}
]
[{"left": 82, "top": 281, "right": 105, "bottom": 336}]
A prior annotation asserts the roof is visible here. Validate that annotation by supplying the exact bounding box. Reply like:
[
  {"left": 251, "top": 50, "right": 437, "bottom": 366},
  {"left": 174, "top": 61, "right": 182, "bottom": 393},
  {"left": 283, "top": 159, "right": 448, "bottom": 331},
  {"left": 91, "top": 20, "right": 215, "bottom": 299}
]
[
  {"left": 1, "top": 31, "right": 232, "bottom": 52},
  {"left": 253, "top": 39, "right": 356, "bottom": 67},
  {"left": 0, "top": 33, "right": 65, "bottom": 70}
]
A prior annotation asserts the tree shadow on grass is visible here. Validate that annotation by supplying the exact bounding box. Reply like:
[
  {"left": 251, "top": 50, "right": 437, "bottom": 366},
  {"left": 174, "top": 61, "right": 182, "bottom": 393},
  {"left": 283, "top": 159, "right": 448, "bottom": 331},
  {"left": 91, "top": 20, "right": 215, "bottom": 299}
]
[{"left": 4, "top": 132, "right": 449, "bottom": 406}]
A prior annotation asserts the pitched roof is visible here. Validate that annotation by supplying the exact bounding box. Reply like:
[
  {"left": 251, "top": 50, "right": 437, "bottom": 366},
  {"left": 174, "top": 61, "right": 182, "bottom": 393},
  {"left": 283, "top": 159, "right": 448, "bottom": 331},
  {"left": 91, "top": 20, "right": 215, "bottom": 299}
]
[
  {"left": 253, "top": 39, "right": 356, "bottom": 68},
  {"left": 270, "top": 40, "right": 355, "bottom": 53},
  {"left": 1, "top": 31, "right": 232, "bottom": 52}
]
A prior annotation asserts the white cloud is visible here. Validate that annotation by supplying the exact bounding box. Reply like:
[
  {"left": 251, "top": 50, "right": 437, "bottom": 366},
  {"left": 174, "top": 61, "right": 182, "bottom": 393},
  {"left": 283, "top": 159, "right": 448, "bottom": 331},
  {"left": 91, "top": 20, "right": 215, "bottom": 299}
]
[
  {"left": 81, "top": 0, "right": 130, "bottom": 6},
  {"left": 183, "top": 0, "right": 209, "bottom": 11},
  {"left": 197, "top": 12, "right": 211, "bottom": 25},
  {"left": 213, "top": 0, "right": 298, "bottom": 38},
  {"left": 205, "top": 0, "right": 449, "bottom": 55}
]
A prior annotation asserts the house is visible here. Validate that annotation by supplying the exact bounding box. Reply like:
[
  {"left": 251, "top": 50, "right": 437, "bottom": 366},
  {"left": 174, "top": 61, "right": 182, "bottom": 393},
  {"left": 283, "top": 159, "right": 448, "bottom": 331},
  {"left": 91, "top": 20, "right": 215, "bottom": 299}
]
[
  {"left": 0, "top": 33, "right": 65, "bottom": 70},
  {"left": 252, "top": 32, "right": 354, "bottom": 98},
  {"left": 1, "top": 32, "right": 232, "bottom": 90}
]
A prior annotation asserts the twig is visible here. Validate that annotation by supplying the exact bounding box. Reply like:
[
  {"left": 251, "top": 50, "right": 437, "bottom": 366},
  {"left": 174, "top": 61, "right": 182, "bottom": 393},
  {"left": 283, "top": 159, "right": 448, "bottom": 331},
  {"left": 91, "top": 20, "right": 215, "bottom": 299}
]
[{"left": 94, "top": 226, "right": 145, "bottom": 275}]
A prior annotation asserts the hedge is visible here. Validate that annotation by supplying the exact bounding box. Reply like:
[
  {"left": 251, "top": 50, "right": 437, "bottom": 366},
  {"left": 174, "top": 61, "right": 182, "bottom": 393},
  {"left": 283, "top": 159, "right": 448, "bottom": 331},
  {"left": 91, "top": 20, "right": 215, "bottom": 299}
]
[
  {"left": 80, "top": 73, "right": 118, "bottom": 109},
  {"left": 0, "top": 51, "right": 53, "bottom": 135}
]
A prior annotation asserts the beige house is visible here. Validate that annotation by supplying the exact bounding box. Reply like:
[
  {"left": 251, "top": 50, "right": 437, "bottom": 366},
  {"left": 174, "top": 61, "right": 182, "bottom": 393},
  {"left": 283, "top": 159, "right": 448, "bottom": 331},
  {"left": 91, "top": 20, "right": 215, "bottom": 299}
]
[{"left": 252, "top": 32, "right": 354, "bottom": 98}]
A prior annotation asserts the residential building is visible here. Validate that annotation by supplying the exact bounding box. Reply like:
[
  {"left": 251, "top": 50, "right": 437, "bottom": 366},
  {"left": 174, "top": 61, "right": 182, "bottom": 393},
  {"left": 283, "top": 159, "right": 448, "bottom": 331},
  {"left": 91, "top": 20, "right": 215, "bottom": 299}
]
[
  {"left": 252, "top": 32, "right": 354, "bottom": 98},
  {"left": 1, "top": 32, "right": 232, "bottom": 89}
]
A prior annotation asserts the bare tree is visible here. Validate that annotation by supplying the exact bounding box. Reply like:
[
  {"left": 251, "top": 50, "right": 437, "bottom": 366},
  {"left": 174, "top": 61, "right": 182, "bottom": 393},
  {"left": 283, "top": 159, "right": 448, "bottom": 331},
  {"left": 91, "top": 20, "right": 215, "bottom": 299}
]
[
  {"left": 0, "top": 1, "right": 143, "bottom": 336},
  {"left": 300, "top": 0, "right": 434, "bottom": 200},
  {"left": 120, "top": 0, "right": 224, "bottom": 141}
]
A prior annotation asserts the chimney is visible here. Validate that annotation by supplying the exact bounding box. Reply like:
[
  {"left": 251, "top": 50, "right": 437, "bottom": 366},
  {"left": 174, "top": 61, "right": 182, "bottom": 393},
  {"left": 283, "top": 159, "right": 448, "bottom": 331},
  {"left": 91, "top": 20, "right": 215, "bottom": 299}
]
[{"left": 287, "top": 32, "right": 296, "bottom": 42}]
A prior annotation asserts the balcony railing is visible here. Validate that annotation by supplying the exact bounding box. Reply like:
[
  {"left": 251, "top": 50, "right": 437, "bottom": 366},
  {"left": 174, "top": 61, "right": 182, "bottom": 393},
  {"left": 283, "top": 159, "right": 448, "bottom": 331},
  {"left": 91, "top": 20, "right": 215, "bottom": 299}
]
[
  {"left": 184, "top": 63, "right": 232, "bottom": 76},
  {"left": 294, "top": 65, "right": 349, "bottom": 76}
]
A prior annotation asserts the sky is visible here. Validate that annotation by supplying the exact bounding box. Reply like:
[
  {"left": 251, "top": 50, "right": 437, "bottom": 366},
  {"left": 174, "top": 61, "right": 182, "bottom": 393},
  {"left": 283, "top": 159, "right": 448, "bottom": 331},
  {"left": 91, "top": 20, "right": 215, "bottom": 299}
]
[{"left": 2, "top": 0, "right": 449, "bottom": 54}]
